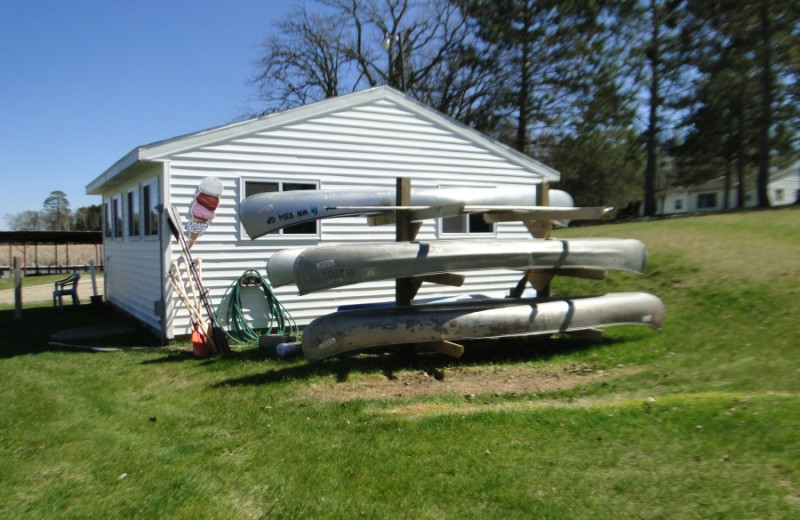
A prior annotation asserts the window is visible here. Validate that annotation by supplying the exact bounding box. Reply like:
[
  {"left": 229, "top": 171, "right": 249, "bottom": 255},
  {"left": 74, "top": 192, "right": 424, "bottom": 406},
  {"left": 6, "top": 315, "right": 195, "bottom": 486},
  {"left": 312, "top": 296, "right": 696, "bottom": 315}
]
[
  {"left": 435, "top": 185, "right": 496, "bottom": 236},
  {"left": 774, "top": 189, "right": 784, "bottom": 202},
  {"left": 143, "top": 180, "right": 159, "bottom": 236},
  {"left": 103, "top": 201, "right": 112, "bottom": 238},
  {"left": 244, "top": 179, "right": 318, "bottom": 235},
  {"left": 128, "top": 188, "right": 141, "bottom": 237},
  {"left": 674, "top": 199, "right": 683, "bottom": 211},
  {"left": 113, "top": 196, "right": 123, "bottom": 238},
  {"left": 697, "top": 193, "right": 717, "bottom": 209},
  {"left": 440, "top": 212, "right": 495, "bottom": 235}
]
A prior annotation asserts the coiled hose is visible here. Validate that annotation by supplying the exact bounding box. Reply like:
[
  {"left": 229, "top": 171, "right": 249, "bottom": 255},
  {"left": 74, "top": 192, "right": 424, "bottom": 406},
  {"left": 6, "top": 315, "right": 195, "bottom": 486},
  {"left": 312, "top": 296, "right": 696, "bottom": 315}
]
[{"left": 218, "top": 268, "right": 297, "bottom": 344}]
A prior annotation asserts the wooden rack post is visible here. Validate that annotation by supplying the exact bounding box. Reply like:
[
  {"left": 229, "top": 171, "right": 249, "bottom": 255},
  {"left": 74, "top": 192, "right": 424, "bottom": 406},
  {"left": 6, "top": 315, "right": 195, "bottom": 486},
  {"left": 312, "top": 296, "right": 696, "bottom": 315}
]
[{"left": 395, "top": 177, "right": 414, "bottom": 306}]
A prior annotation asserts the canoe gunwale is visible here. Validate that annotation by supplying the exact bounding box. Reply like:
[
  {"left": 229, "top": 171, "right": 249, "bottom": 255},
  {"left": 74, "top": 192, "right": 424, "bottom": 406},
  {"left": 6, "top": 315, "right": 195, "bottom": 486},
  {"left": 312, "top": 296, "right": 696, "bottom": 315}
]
[{"left": 300, "top": 292, "right": 665, "bottom": 362}]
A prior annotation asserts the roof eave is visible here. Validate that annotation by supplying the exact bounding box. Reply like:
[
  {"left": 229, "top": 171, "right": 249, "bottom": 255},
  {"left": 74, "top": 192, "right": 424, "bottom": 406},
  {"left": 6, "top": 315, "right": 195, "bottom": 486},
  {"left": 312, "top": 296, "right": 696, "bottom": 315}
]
[
  {"left": 135, "top": 87, "right": 561, "bottom": 183},
  {"left": 87, "top": 86, "right": 561, "bottom": 194},
  {"left": 85, "top": 148, "right": 160, "bottom": 195}
]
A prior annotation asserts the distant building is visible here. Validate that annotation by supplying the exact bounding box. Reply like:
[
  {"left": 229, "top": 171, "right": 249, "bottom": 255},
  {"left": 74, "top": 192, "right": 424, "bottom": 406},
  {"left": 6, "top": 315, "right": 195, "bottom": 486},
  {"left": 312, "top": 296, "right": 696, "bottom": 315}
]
[{"left": 656, "top": 166, "right": 800, "bottom": 215}]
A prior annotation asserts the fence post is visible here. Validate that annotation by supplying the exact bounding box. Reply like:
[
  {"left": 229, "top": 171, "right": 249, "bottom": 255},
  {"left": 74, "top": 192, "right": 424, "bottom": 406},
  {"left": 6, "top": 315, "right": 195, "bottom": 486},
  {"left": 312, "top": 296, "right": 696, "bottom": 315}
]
[{"left": 14, "top": 257, "right": 22, "bottom": 320}]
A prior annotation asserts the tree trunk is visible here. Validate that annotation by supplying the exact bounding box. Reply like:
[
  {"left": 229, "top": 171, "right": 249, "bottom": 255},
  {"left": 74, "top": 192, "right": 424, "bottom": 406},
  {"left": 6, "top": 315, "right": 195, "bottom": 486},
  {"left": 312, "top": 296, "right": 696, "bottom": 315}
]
[
  {"left": 736, "top": 149, "right": 746, "bottom": 208},
  {"left": 643, "top": 1, "right": 660, "bottom": 217},
  {"left": 723, "top": 161, "right": 731, "bottom": 210},
  {"left": 756, "top": 1, "right": 772, "bottom": 208},
  {"left": 516, "top": 19, "right": 532, "bottom": 154}
]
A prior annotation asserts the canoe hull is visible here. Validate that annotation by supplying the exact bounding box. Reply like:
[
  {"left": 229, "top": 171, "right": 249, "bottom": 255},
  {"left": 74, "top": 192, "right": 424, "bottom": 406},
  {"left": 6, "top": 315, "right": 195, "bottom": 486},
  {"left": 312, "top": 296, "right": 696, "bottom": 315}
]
[
  {"left": 239, "top": 187, "right": 573, "bottom": 238},
  {"left": 301, "top": 292, "right": 665, "bottom": 362},
  {"left": 267, "top": 237, "right": 647, "bottom": 294}
]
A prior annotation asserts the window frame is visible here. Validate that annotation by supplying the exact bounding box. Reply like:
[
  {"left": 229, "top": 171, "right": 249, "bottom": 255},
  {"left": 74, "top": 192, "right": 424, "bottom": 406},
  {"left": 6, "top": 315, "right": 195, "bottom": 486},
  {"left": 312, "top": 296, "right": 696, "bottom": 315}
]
[
  {"left": 127, "top": 187, "right": 141, "bottom": 239},
  {"left": 240, "top": 177, "right": 321, "bottom": 238},
  {"left": 103, "top": 201, "right": 113, "bottom": 239},
  {"left": 436, "top": 186, "right": 497, "bottom": 238},
  {"left": 142, "top": 178, "right": 160, "bottom": 238},
  {"left": 112, "top": 195, "right": 123, "bottom": 239},
  {"left": 697, "top": 192, "right": 717, "bottom": 209}
]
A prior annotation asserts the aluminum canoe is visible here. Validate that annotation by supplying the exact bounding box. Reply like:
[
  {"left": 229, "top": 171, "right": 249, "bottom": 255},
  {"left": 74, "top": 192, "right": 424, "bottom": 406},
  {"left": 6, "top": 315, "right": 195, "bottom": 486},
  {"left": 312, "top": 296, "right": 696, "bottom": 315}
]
[
  {"left": 239, "top": 186, "right": 574, "bottom": 238},
  {"left": 267, "top": 237, "right": 647, "bottom": 294},
  {"left": 300, "top": 292, "right": 665, "bottom": 362}
]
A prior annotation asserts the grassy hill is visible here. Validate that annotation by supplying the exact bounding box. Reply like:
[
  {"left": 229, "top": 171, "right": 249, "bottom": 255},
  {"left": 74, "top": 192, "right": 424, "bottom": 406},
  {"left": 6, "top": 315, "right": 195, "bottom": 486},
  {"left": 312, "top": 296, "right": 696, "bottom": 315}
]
[{"left": 1, "top": 207, "right": 798, "bottom": 519}]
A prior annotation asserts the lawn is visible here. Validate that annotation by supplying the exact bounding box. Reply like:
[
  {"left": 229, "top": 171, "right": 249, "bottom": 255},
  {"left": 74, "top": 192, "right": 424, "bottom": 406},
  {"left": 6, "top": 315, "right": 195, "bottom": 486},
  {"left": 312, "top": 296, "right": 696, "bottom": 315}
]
[
  {"left": 0, "top": 273, "right": 75, "bottom": 291},
  {"left": 1, "top": 207, "right": 798, "bottom": 519}
]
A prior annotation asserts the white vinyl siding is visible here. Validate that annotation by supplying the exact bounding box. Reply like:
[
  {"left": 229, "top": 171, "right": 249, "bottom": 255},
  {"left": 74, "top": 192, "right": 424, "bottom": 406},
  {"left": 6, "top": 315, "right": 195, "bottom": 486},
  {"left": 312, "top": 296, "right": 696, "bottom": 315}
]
[
  {"left": 162, "top": 100, "right": 543, "bottom": 334},
  {"left": 99, "top": 167, "right": 166, "bottom": 336},
  {"left": 769, "top": 170, "right": 800, "bottom": 206}
]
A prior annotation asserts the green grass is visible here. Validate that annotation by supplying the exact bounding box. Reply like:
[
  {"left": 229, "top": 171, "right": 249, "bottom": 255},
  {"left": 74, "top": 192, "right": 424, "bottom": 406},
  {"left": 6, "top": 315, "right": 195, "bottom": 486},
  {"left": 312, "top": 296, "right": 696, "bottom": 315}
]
[
  {"left": 1, "top": 206, "right": 799, "bottom": 519},
  {"left": 0, "top": 273, "right": 73, "bottom": 291}
]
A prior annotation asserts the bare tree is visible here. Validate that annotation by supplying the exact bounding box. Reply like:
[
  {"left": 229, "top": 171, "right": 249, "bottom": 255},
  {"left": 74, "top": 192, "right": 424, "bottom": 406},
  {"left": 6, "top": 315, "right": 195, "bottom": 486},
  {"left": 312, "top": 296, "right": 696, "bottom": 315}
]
[
  {"left": 252, "top": 4, "right": 353, "bottom": 110},
  {"left": 250, "top": 0, "right": 503, "bottom": 131},
  {"left": 3, "top": 210, "right": 43, "bottom": 231}
]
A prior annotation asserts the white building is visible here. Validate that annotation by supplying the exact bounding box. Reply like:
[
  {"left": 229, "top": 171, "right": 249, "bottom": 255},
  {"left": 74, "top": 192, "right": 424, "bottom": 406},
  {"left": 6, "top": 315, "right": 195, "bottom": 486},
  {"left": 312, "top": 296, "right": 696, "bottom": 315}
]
[
  {"left": 657, "top": 167, "right": 800, "bottom": 214},
  {"left": 86, "top": 86, "right": 559, "bottom": 341}
]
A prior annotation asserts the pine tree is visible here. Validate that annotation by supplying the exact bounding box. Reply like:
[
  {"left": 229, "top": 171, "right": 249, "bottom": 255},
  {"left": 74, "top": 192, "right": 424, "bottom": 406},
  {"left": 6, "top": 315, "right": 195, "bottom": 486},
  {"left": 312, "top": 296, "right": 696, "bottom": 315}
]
[
  {"left": 680, "top": 0, "right": 800, "bottom": 207},
  {"left": 42, "top": 190, "right": 71, "bottom": 231}
]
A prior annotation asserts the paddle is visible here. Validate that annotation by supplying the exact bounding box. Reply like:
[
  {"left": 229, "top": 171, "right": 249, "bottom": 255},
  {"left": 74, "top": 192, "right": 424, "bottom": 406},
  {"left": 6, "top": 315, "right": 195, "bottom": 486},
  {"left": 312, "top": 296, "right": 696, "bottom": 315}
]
[{"left": 165, "top": 204, "right": 231, "bottom": 354}]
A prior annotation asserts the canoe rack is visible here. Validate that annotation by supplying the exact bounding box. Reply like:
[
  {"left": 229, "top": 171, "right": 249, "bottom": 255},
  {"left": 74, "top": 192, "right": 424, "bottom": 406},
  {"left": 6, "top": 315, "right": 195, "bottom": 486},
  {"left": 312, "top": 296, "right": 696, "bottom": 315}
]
[{"left": 329, "top": 178, "right": 612, "bottom": 308}]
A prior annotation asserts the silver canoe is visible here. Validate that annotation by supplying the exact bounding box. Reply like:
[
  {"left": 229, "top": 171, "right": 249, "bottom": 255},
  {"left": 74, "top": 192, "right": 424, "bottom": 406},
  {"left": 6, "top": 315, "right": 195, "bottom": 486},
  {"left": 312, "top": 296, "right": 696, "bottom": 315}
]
[
  {"left": 239, "top": 186, "right": 574, "bottom": 239},
  {"left": 267, "top": 237, "right": 647, "bottom": 294},
  {"left": 300, "top": 292, "right": 665, "bottom": 362}
]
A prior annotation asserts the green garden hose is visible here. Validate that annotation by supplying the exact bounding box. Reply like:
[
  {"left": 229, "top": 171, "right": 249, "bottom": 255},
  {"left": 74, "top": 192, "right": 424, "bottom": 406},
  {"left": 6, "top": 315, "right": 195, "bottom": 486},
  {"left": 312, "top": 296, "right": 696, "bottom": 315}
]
[{"left": 217, "top": 268, "right": 297, "bottom": 344}]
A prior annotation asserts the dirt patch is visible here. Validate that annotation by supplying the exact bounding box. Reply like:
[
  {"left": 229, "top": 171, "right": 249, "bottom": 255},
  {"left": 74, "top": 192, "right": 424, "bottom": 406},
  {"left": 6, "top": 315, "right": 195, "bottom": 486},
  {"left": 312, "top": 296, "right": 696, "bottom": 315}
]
[{"left": 301, "top": 363, "right": 638, "bottom": 402}]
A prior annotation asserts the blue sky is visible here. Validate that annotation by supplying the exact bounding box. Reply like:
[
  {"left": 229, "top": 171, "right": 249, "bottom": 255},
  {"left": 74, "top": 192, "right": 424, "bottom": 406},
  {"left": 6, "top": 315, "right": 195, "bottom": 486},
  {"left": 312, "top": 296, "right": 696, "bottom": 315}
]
[{"left": 1, "top": 0, "right": 292, "bottom": 229}]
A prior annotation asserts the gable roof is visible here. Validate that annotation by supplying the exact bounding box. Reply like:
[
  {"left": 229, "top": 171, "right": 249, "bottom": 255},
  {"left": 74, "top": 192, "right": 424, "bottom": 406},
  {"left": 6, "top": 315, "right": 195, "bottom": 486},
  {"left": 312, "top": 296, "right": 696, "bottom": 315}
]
[{"left": 87, "top": 86, "right": 559, "bottom": 195}]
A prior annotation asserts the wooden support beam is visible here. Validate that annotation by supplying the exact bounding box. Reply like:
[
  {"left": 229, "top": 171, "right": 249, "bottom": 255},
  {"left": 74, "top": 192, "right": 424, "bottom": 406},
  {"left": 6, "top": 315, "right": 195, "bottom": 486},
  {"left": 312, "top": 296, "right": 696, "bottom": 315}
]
[
  {"left": 524, "top": 221, "right": 552, "bottom": 239},
  {"left": 415, "top": 273, "right": 465, "bottom": 287},
  {"left": 366, "top": 202, "right": 465, "bottom": 227},
  {"left": 407, "top": 273, "right": 466, "bottom": 299},
  {"left": 409, "top": 277, "right": 424, "bottom": 299},
  {"left": 536, "top": 182, "right": 550, "bottom": 206},
  {"left": 410, "top": 273, "right": 466, "bottom": 298},
  {"left": 408, "top": 222, "right": 423, "bottom": 240},
  {"left": 409, "top": 202, "right": 464, "bottom": 222},
  {"left": 509, "top": 274, "right": 529, "bottom": 298},
  {"left": 508, "top": 268, "right": 608, "bottom": 298},
  {"left": 422, "top": 340, "right": 465, "bottom": 358},
  {"left": 482, "top": 206, "right": 611, "bottom": 223},
  {"left": 395, "top": 178, "right": 414, "bottom": 306},
  {"left": 367, "top": 212, "right": 396, "bottom": 227},
  {"left": 526, "top": 271, "right": 554, "bottom": 291}
]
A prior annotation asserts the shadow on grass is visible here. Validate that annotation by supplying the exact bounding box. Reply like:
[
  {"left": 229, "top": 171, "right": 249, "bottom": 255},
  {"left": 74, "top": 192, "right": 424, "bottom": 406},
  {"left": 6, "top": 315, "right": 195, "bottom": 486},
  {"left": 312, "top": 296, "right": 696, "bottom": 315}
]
[
  {"left": 1, "top": 301, "right": 652, "bottom": 390},
  {"left": 0, "top": 303, "right": 161, "bottom": 359},
  {"left": 211, "top": 334, "right": 636, "bottom": 388}
]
